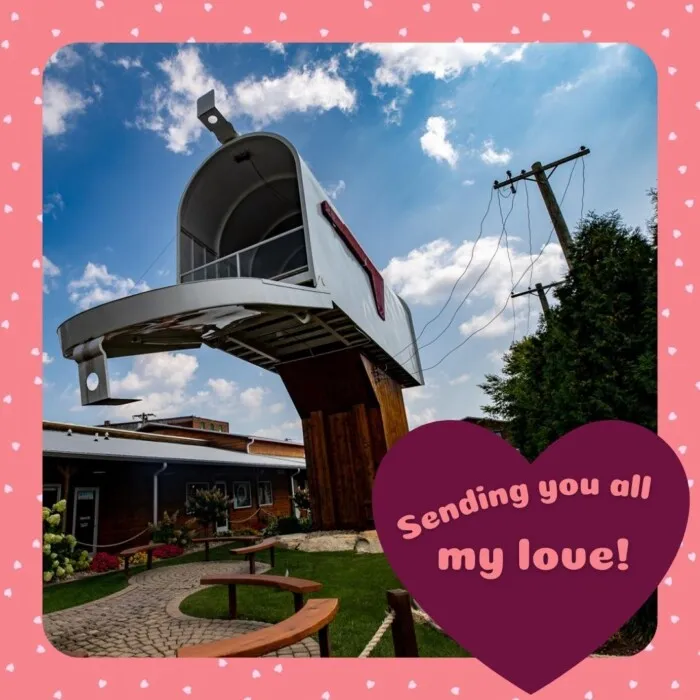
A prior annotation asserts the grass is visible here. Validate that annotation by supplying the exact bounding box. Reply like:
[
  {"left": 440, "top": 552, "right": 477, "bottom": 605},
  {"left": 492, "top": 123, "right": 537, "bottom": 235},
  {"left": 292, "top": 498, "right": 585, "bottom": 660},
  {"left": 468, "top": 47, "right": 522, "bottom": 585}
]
[
  {"left": 179, "top": 548, "right": 468, "bottom": 658},
  {"left": 43, "top": 542, "right": 239, "bottom": 614}
]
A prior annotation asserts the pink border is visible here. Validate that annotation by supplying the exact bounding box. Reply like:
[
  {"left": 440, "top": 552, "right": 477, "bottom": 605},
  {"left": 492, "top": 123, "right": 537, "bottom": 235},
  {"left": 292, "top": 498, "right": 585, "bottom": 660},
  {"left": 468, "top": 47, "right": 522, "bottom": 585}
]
[{"left": 0, "top": 0, "right": 696, "bottom": 697}]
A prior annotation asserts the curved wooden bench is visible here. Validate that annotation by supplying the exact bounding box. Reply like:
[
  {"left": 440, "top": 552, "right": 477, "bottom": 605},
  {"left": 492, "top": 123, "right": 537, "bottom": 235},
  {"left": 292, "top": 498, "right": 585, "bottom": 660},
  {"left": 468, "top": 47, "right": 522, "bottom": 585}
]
[
  {"left": 198, "top": 573, "right": 322, "bottom": 619},
  {"left": 176, "top": 598, "right": 339, "bottom": 658},
  {"left": 230, "top": 537, "right": 278, "bottom": 574},
  {"left": 193, "top": 535, "right": 261, "bottom": 561},
  {"left": 119, "top": 543, "right": 161, "bottom": 578}
]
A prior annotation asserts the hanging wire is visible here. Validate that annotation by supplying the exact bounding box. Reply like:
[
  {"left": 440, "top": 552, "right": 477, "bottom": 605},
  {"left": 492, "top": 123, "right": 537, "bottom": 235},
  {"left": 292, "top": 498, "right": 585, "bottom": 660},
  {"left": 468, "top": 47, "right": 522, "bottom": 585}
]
[
  {"left": 496, "top": 191, "right": 517, "bottom": 346},
  {"left": 406, "top": 187, "right": 496, "bottom": 350},
  {"left": 420, "top": 160, "right": 580, "bottom": 373},
  {"left": 524, "top": 180, "right": 534, "bottom": 336},
  {"left": 126, "top": 235, "right": 176, "bottom": 294},
  {"left": 398, "top": 187, "right": 519, "bottom": 367}
]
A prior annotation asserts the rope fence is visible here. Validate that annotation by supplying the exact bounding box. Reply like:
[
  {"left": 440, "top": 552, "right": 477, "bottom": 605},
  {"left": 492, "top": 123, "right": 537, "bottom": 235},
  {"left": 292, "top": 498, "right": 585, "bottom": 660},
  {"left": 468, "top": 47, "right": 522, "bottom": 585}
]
[
  {"left": 357, "top": 589, "right": 443, "bottom": 658},
  {"left": 73, "top": 527, "right": 151, "bottom": 549}
]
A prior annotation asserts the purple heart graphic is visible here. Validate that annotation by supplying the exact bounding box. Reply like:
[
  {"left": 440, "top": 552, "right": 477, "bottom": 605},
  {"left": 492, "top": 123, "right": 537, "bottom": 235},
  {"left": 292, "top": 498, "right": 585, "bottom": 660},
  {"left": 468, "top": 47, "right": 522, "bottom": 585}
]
[{"left": 372, "top": 420, "right": 689, "bottom": 694}]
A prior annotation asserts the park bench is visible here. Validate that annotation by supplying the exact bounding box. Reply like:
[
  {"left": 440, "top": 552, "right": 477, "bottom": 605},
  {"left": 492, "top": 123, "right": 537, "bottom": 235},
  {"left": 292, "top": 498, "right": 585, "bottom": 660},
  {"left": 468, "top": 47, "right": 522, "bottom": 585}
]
[
  {"left": 230, "top": 537, "right": 278, "bottom": 574},
  {"left": 176, "top": 598, "right": 339, "bottom": 658},
  {"left": 198, "top": 573, "right": 322, "bottom": 619},
  {"left": 192, "top": 535, "right": 261, "bottom": 562},
  {"left": 119, "top": 543, "right": 161, "bottom": 578}
]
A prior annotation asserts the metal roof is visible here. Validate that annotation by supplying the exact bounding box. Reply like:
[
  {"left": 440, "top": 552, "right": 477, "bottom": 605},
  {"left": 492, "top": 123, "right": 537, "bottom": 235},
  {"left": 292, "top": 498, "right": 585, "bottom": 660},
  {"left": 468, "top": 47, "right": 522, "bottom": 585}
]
[{"left": 43, "top": 429, "right": 306, "bottom": 470}]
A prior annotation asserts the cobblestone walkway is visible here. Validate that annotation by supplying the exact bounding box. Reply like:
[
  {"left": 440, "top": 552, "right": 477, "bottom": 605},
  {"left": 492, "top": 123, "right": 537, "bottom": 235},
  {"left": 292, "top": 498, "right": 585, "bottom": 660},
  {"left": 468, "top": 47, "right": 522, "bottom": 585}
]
[{"left": 44, "top": 561, "right": 319, "bottom": 658}]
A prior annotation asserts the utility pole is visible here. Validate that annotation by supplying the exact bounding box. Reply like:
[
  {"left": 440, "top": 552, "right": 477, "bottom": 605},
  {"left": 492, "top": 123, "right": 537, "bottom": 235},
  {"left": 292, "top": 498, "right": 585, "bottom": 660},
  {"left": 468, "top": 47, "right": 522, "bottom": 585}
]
[
  {"left": 133, "top": 412, "right": 156, "bottom": 426},
  {"left": 494, "top": 146, "right": 590, "bottom": 271},
  {"left": 511, "top": 281, "right": 563, "bottom": 318}
]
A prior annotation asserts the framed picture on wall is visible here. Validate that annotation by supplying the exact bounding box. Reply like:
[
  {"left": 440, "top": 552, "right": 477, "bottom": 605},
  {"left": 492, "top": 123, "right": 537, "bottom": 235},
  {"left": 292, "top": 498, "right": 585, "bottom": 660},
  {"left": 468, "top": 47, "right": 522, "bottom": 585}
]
[{"left": 232, "top": 481, "right": 252, "bottom": 509}]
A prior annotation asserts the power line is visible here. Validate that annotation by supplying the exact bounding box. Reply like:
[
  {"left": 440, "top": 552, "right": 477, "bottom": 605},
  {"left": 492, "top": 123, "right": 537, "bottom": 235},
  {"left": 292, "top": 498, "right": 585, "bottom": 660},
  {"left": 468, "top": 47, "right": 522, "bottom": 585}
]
[
  {"left": 406, "top": 188, "right": 519, "bottom": 363},
  {"left": 126, "top": 235, "right": 176, "bottom": 294},
  {"left": 497, "top": 192, "right": 517, "bottom": 346},
  {"left": 524, "top": 181, "right": 534, "bottom": 335},
  {"left": 420, "top": 159, "right": 580, "bottom": 373},
  {"left": 409, "top": 187, "right": 496, "bottom": 348}
]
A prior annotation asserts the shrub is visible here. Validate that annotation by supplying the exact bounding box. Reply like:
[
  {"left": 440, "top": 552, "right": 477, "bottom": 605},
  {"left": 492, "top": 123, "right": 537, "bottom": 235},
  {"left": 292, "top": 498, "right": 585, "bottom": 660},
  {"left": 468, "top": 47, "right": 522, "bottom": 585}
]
[
  {"left": 262, "top": 516, "right": 279, "bottom": 537},
  {"left": 152, "top": 544, "right": 184, "bottom": 559},
  {"left": 149, "top": 510, "right": 198, "bottom": 547},
  {"left": 42, "top": 500, "right": 91, "bottom": 583},
  {"left": 120, "top": 550, "right": 148, "bottom": 567},
  {"left": 89, "top": 552, "right": 120, "bottom": 573},
  {"left": 277, "top": 516, "right": 306, "bottom": 535},
  {"left": 292, "top": 487, "right": 311, "bottom": 512},
  {"left": 230, "top": 527, "right": 261, "bottom": 537},
  {"left": 186, "top": 488, "right": 232, "bottom": 536}
]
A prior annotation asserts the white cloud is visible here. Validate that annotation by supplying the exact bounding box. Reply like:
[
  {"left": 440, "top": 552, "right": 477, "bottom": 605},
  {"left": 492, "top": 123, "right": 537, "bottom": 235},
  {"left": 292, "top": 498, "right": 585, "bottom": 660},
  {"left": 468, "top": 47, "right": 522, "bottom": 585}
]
[
  {"left": 42, "top": 255, "right": 61, "bottom": 294},
  {"left": 43, "top": 79, "right": 92, "bottom": 137},
  {"left": 407, "top": 406, "right": 437, "bottom": 429},
  {"left": 241, "top": 386, "right": 267, "bottom": 409},
  {"left": 108, "top": 352, "right": 206, "bottom": 418},
  {"left": 232, "top": 56, "right": 356, "bottom": 126},
  {"left": 89, "top": 43, "right": 105, "bottom": 58},
  {"left": 462, "top": 179, "right": 475, "bottom": 186},
  {"left": 383, "top": 235, "right": 566, "bottom": 309},
  {"left": 420, "top": 116, "right": 458, "bottom": 167},
  {"left": 350, "top": 43, "right": 503, "bottom": 89},
  {"left": 136, "top": 47, "right": 356, "bottom": 153},
  {"left": 47, "top": 46, "right": 82, "bottom": 70},
  {"left": 266, "top": 41, "right": 286, "bottom": 55},
  {"left": 43, "top": 192, "right": 65, "bottom": 217},
  {"left": 207, "top": 377, "right": 237, "bottom": 399},
  {"left": 487, "top": 349, "right": 506, "bottom": 367},
  {"left": 326, "top": 180, "right": 346, "bottom": 199},
  {"left": 67, "top": 262, "right": 150, "bottom": 310},
  {"left": 545, "top": 44, "right": 629, "bottom": 99},
  {"left": 502, "top": 44, "right": 529, "bottom": 63},
  {"left": 254, "top": 419, "right": 302, "bottom": 440},
  {"left": 449, "top": 373, "right": 471, "bottom": 386},
  {"left": 42, "top": 352, "right": 54, "bottom": 365},
  {"left": 114, "top": 57, "right": 142, "bottom": 70},
  {"left": 134, "top": 47, "right": 234, "bottom": 155},
  {"left": 270, "top": 402, "right": 285, "bottom": 414},
  {"left": 479, "top": 139, "right": 512, "bottom": 166}
]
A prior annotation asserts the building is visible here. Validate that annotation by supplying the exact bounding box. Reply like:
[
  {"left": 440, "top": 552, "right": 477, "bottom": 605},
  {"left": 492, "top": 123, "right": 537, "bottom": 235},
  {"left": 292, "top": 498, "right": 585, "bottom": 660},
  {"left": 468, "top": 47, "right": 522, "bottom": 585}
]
[
  {"left": 101, "top": 417, "right": 305, "bottom": 460},
  {"left": 103, "top": 415, "right": 230, "bottom": 433},
  {"left": 461, "top": 415, "right": 511, "bottom": 441},
  {"left": 43, "top": 421, "right": 306, "bottom": 554}
]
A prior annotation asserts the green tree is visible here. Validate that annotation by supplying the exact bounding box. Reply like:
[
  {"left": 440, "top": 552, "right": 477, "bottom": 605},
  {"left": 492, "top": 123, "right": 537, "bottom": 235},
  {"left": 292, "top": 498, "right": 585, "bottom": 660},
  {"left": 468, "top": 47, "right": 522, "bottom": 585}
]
[
  {"left": 480, "top": 199, "right": 657, "bottom": 461},
  {"left": 479, "top": 191, "right": 657, "bottom": 654}
]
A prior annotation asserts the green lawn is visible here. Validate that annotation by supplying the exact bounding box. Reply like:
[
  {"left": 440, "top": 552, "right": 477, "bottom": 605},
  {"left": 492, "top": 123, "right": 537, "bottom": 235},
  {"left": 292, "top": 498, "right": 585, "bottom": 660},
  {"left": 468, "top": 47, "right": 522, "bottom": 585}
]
[{"left": 179, "top": 548, "right": 468, "bottom": 658}]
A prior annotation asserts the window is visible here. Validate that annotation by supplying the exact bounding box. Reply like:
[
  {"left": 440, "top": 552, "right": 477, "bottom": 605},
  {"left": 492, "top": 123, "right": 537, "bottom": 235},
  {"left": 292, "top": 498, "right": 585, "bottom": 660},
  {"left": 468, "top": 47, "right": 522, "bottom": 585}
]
[
  {"left": 257, "top": 481, "right": 273, "bottom": 507},
  {"left": 185, "top": 482, "right": 209, "bottom": 514},
  {"left": 43, "top": 485, "right": 62, "bottom": 510},
  {"left": 232, "top": 481, "right": 252, "bottom": 509}
]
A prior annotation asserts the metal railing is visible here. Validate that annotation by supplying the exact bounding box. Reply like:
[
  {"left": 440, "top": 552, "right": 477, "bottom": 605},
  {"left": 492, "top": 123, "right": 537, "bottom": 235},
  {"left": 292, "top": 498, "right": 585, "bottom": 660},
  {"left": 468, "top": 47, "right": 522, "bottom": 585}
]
[{"left": 180, "top": 225, "right": 307, "bottom": 283}]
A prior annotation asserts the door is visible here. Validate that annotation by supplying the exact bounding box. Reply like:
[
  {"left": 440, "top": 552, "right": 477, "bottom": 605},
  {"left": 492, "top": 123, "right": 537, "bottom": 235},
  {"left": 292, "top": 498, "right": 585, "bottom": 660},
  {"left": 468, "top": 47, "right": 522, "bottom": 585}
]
[
  {"left": 42, "top": 484, "right": 62, "bottom": 511},
  {"left": 214, "top": 481, "right": 229, "bottom": 533},
  {"left": 72, "top": 487, "right": 99, "bottom": 553}
]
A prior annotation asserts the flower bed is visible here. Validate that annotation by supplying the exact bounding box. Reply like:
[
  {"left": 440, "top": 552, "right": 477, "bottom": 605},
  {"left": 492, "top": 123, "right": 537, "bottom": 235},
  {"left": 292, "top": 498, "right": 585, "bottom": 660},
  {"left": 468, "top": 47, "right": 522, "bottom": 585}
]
[{"left": 42, "top": 500, "right": 92, "bottom": 583}]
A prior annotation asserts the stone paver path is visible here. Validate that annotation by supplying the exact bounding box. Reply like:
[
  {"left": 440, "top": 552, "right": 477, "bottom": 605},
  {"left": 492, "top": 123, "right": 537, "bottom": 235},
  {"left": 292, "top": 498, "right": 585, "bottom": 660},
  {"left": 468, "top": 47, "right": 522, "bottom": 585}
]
[{"left": 44, "top": 561, "right": 319, "bottom": 658}]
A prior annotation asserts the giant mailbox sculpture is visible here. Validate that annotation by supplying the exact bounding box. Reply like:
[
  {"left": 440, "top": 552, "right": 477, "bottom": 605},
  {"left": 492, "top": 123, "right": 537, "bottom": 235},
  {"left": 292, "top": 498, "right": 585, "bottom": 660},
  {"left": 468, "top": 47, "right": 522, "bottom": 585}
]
[{"left": 57, "top": 91, "right": 424, "bottom": 531}]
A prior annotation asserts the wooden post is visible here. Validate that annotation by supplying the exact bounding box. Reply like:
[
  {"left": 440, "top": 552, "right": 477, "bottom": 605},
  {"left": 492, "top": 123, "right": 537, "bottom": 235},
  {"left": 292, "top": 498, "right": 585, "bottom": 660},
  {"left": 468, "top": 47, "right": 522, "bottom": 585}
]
[
  {"left": 146, "top": 549, "right": 154, "bottom": 570},
  {"left": 318, "top": 625, "right": 332, "bottom": 658},
  {"left": 535, "top": 283, "right": 551, "bottom": 315},
  {"left": 228, "top": 585, "right": 237, "bottom": 619},
  {"left": 248, "top": 554, "right": 255, "bottom": 575},
  {"left": 387, "top": 589, "right": 419, "bottom": 658},
  {"left": 293, "top": 592, "right": 304, "bottom": 612},
  {"left": 269, "top": 546, "right": 275, "bottom": 568},
  {"left": 203, "top": 541, "right": 210, "bottom": 562},
  {"left": 279, "top": 349, "right": 409, "bottom": 532}
]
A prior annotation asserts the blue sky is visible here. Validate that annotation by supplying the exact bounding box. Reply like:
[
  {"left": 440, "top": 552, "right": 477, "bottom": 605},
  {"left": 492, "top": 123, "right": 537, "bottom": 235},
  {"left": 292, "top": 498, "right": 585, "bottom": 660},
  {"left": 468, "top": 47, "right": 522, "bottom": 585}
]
[{"left": 42, "top": 41, "right": 657, "bottom": 439}]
